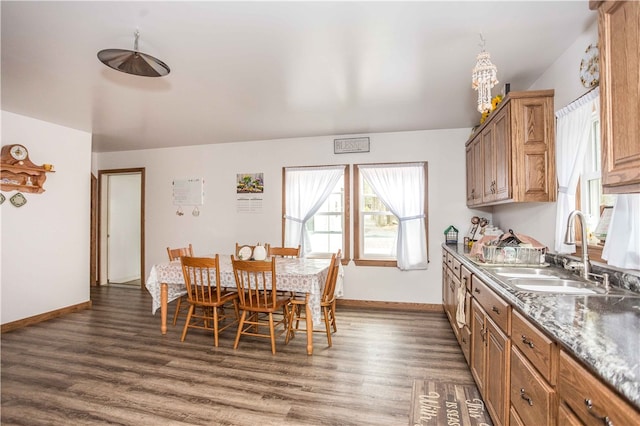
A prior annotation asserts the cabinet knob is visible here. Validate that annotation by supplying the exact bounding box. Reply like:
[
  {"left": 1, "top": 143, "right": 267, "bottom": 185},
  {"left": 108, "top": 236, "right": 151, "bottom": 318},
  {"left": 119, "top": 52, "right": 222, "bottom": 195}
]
[
  {"left": 521, "top": 335, "right": 535, "bottom": 349},
  {"left": 492, "top": 306, "right": 500, "bottom": 315},
  {"left": 474, "top": 288, "right": 480, "bottom": 294},
  {"left": 584, "top": 399, "right": 613, "bottom": 426},
  {"left": 520, "top": 388, "right": 534, "bottom": 406}
]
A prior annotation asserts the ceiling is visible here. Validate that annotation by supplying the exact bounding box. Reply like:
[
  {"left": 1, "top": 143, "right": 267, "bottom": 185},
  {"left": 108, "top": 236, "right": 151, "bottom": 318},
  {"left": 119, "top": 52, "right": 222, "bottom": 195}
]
[{"left": 1, "top": 1, "right": 596, "bottom": 153}]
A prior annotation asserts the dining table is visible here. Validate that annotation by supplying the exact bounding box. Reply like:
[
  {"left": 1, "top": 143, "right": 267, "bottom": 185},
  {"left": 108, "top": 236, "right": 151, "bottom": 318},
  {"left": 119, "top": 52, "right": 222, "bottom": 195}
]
[{"left": 145, "top": 255, "right": 339, "bottom": 355}]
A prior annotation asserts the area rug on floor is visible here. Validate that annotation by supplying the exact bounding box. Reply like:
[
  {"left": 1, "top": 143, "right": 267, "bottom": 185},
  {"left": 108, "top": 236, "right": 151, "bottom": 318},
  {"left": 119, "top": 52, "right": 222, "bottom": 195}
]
[{"left": 409, "top": 380, "right": 493, "bottom": 426}]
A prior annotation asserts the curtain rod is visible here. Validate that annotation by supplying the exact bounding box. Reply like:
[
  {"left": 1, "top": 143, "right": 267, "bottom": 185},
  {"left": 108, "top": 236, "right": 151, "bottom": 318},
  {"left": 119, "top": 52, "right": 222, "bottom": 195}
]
[{"left": 556, "top": 86, "right": 599, "bottom": 119}]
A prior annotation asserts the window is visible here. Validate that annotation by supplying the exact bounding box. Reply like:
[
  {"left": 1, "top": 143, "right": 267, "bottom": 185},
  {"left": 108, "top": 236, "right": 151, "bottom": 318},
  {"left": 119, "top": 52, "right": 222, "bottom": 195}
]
[
  {"left": 282, "top": 165, "right": 349, "bottom": 261},
  {"left": 577, "top": 112, "right": 616, "bottom": 260},
  {"left": 305, "top": 178, "right": 346, "bottom": 255},
  {"left": 354, "top": 162, "right": 429, "bottom": 269},
  {"left": 359, "top": 178, "right": 398, "bottom": 260}
]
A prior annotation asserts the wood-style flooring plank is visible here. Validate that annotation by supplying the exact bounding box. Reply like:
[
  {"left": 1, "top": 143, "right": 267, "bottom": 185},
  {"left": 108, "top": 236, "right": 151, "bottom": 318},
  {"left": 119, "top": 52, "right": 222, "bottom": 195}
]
[{"left": 1, "top": 285, "right": 472, "bottom": 425}]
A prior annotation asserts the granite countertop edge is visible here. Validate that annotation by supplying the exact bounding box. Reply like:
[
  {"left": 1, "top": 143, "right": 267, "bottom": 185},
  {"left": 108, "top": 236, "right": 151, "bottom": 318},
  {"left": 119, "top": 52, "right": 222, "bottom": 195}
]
[{"left": 442, "top": 243, "right": 640, "bottom": 410}]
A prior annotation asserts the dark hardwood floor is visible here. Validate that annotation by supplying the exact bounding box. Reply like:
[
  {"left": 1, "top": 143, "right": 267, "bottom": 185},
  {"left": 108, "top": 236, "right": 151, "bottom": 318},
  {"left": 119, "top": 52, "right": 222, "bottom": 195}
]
[{"left": 1, "top": 286, "right": 473, "bottom": 425}]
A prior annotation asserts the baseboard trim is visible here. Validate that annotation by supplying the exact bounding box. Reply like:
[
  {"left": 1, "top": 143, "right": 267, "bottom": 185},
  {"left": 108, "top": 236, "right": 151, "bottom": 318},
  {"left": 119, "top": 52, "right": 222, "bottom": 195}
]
[
  {"left": 1, "top": 300, "right": 92, "bottom": 333},
  {"left": 336, "top": 299, "right": 443, "bottom": 312}
]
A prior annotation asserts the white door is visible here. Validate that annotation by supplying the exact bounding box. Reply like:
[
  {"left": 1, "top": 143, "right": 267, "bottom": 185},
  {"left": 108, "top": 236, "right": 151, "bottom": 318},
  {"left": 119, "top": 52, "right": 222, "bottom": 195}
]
[{"left": 106, "top": 173, "right": 141, "bottom": 284}]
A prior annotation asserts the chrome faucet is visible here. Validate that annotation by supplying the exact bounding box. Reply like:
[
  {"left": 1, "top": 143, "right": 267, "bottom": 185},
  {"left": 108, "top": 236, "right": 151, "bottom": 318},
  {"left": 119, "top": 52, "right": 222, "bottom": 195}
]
[{"left": 564, "top": 210, "right": 591, "bottom": 279}]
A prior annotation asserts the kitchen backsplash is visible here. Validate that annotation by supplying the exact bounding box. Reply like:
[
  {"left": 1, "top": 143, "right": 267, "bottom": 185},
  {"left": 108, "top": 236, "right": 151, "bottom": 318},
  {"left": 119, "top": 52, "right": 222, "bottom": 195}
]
[{"left": 546, "top": 252, "right": 640, "bottom": 293}]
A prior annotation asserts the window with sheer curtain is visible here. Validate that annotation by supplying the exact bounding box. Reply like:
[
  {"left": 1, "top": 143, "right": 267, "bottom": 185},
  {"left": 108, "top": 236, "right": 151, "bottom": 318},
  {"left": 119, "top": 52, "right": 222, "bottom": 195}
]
[
  {"left": 354, "top": 162, "right": 429, "bottom": 270},
  {"left": 282, "top": 165, "right": 348, "bottom": 259}
]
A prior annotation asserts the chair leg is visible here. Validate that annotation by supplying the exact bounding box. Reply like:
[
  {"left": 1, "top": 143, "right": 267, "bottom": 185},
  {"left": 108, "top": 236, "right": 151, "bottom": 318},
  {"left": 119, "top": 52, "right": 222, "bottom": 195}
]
[
  {"left": 172, "top": 296, "right": 183, "bottom": 326},
  {"left": 323, "top": 306, "right": 332, "bottom": 347},
  {"left": 330, "top": 300, "right": 338, "bottom": 332},
  {"left": 213, "top": 306, "right": 220, "bottom": 348},
  {"left": 180, "top": 304, "right": 195, "bottom": 341},
  {"left": 234, "top": 310, "right": 247, "bottom": 349},
  {"left": 285, "top": 304, "right": 295, "bottom": 344},
  {"left": 269, "top": 313, "right": 276, "bottom": 354}
]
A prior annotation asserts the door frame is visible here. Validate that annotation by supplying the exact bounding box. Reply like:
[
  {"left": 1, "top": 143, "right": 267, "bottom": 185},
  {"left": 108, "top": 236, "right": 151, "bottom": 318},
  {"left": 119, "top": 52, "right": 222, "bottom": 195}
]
[{"left": 97, "top": 168, "right": 146, "bottom": 289}]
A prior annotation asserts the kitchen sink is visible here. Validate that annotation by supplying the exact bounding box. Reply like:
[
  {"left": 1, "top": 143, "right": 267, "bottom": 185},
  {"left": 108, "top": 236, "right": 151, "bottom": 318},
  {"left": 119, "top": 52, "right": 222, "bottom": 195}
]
[
  {"left": 508, "top": 278, "right": 602, "bottom": 295},
  {"left": 485, "top": 267, "right": 640, "bottom": 297},
  {"left": 488, "top": 267, "right": 569, "bottom": 279}
]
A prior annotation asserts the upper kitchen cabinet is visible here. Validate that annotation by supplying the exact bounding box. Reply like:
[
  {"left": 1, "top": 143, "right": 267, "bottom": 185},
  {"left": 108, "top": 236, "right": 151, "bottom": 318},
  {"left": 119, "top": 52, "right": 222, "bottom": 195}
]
[
  {"left": 466, "top": 90, "right": 556, "bottom": 208},
  {"left": 592, "top": 1, "right": 640, "bottom": 193}
]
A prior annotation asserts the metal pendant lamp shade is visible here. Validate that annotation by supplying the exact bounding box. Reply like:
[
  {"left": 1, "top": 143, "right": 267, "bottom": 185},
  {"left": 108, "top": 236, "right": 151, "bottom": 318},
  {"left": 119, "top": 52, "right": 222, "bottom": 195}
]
[{"left": 98, "top": 30, "right": 170, "bottom": 77}]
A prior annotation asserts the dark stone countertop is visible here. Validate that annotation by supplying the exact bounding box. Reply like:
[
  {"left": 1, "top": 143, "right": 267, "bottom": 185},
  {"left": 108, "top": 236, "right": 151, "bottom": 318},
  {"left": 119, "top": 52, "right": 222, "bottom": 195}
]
[{"left": 442, "top": 243, "right": 640, "bottom": 410}]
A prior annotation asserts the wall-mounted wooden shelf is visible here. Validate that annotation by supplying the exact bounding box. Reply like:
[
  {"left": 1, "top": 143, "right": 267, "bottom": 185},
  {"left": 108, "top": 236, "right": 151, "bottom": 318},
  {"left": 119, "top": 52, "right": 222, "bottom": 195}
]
[{"left": 1, "top": 145, "right": 54, "bottom": 194}]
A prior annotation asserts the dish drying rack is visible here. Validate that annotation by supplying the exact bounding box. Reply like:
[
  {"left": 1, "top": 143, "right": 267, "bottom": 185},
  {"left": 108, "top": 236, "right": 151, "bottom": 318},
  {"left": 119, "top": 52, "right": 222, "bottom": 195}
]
[{"left": 479, "top": 246, "right": 547, "bottom": 267}]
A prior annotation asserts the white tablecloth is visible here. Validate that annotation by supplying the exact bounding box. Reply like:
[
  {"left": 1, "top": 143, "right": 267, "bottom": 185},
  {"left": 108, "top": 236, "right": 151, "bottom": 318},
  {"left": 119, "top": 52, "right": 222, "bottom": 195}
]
[{"left": 145, "top": 256, "right": 340, "bottom": 325}]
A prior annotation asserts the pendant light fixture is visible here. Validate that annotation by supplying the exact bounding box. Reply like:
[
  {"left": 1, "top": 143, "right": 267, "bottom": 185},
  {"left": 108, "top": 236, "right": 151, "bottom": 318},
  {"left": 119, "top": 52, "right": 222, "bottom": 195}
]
[
  {"left": 471, "top": 34, "right": 498, "bottom": 113},
  {"left": 97, "top": 30, "right": 170, "bottom": 77}
]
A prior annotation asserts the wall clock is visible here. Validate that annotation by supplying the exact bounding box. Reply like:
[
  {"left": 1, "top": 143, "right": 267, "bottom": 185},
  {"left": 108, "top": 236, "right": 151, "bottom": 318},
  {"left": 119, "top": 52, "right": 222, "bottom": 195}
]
[
  {"left": 580, "top": 43, "right": 599, "bottom": 88},
  {"left": 9, "top": 144, "right": 29, "bottom": 161}
]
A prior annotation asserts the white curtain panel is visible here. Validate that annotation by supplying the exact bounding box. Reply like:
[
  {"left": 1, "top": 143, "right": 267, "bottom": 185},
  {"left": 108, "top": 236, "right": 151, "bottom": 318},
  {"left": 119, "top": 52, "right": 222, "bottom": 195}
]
[
  {"left": 602, "top": 194, "right": 640, "bottom": 269},
  {"left": 359, "top": 163, "right": 428, "bottom": 270},
  {"left": 283, "top": 165, "right": 344, "bottom": 255},
  {"left": 554, "top": 88, "right": 599, "bottom": 253}
]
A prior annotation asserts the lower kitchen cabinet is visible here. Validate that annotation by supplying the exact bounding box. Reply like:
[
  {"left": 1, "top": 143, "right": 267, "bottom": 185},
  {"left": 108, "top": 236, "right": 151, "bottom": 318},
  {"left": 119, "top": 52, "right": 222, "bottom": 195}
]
[
  {"left": 485, "top": 314, "right": 510, "bottom": 426},
  {"left": 510, "top": 346, "right": 556, "bottom": 425},
  {"left": 557, "top": 350, "right": 640, "bottom": 426},
  {"left": 442, "top": 245, "right": 640, "bottom": 426},
  {"left": 470, "top": 281, "right": 511, "bottom": 426}
]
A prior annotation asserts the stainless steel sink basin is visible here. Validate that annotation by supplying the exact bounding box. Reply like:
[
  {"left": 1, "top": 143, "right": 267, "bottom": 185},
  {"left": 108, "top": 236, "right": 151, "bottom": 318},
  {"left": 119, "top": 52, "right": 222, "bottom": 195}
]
[
  {"left": 509, "top": 278, "right": 599, "bottom": 295},
  {"left": 488, "top": 267, "right": 572, "bottom": 280},
  {"left": 483, "top": 266, "right": 640, "bottom": 297}
]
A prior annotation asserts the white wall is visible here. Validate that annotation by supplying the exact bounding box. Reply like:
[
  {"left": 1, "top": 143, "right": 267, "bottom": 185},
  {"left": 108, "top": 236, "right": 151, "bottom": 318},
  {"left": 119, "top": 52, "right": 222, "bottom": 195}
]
[
  {"left": 97, "top": 128, "right": 485, "bottom": 304},
  {"left": 491, "top": 19, "right": 598, "bottom": 250},
  {"left": 1, "top": 111, "right": 92, "bottom": 324}
]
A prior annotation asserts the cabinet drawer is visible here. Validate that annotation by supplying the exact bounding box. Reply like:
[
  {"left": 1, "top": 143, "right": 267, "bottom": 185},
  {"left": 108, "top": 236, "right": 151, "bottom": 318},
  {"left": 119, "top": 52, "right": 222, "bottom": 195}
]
[
  {"left": 460, "top": 325, "right": 471, "bottom": 364},
  {"left": 461, "top": 264, "right": 472, "bottom": 291},
  {"left": 472, "top": 275, "right": 510, "bottom": 333},
  {"left": 510, "top": 347, "right": 556, "bottom": 426},
  {"left": 512, "top": 310, "right": 556, "bottom": 384},
  {"left": 557, "top": 403, "right": 582, "bottom": 426},
  {"left": 558, "top": 350, "right": 640, "bottom": 426},
  {"left": 465, "top": 291, "right": 472, "bottom": 328},
  {"left": 451, "top": 257, "right": 462, "bottom": 280},
  {"left": 446, "top": 251, "right": 454, "bottom": 269}
]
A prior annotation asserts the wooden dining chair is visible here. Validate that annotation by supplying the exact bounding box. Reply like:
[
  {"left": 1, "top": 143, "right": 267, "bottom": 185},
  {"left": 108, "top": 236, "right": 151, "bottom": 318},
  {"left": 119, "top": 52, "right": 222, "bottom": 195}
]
[
  {"left": 180, "top": 255, "right": 240, "bottom": 347},
  {"left": 268, "top": 245, "right": 301, "bottom": 258},
  {"left": 286, "top": 251, "right": 341, "bottom": 347},
  {"left": 235, "top": 243, "right": 270, "bottom": 260},
  {"left": 167, "top": 244, "right": 194, "bottom": 325},
  {"left": 231, "top": 256, "right": 290, "bottom": 354}
]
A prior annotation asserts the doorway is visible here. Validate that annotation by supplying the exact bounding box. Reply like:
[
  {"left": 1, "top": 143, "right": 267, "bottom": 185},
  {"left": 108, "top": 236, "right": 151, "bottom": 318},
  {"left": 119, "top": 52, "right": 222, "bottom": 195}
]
[{"left": 97, "top": 168, "right": 145, "bottom": 289}]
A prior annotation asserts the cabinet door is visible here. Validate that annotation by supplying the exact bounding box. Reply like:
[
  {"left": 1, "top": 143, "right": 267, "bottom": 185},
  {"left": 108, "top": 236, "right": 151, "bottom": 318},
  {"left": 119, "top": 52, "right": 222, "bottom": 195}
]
[
  {"left": 485, "top": 316, "right": 510, "bottom": 426},
  {"left": 470, "top": 300, "right": 486, "bottom": 394},
  {"left": 599, "top": 1, "right": 640, "bottom": 193},
  {"left": 472, "top": 137, "right": 483, "bottom": 204},
  {"left": 466, "top": 137, "right": 483, "bottom": 206},
  {"left": 493, "top": 106, "right": 511, "bottom": 201},
  {"left": 558, "top": 350, "right": 640, "bottom": 426},
  {"left": 481, "top": 125, "right": 496, "bottom": 203},
  {"left": 466, "top": 142, "right": 476, "bottom": 205}
]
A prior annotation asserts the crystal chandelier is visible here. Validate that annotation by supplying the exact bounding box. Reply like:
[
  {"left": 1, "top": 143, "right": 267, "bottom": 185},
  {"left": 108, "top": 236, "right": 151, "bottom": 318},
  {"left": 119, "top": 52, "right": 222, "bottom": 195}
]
[{"left": 471, "top": 35, "right": 498, "bottom": 113}]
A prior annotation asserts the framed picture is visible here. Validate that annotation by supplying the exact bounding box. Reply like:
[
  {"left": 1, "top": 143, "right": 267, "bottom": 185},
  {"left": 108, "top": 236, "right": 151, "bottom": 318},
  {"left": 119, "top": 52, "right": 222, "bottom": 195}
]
[{"left": 334, "top": 137, "right": 370, "bottom": 154}]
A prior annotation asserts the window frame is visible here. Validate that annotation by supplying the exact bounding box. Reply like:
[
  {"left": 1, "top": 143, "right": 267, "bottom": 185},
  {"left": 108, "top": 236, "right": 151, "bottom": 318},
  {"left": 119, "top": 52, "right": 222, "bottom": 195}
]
[
  {"left": 281, "top": 165, "right": 350, "bottom": 264},
  {"left": 353, "top": 161, "right": 429, "bottom": 267},
  {"left": 575, "top": 108, "right": 615, "bottom": 263}
]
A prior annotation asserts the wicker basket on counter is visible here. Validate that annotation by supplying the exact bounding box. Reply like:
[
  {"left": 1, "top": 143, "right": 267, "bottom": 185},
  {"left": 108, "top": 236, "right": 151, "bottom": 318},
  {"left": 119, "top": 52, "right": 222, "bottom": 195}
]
[{"left": 481, "top": 245, "right": 546, "bottom": 266}]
